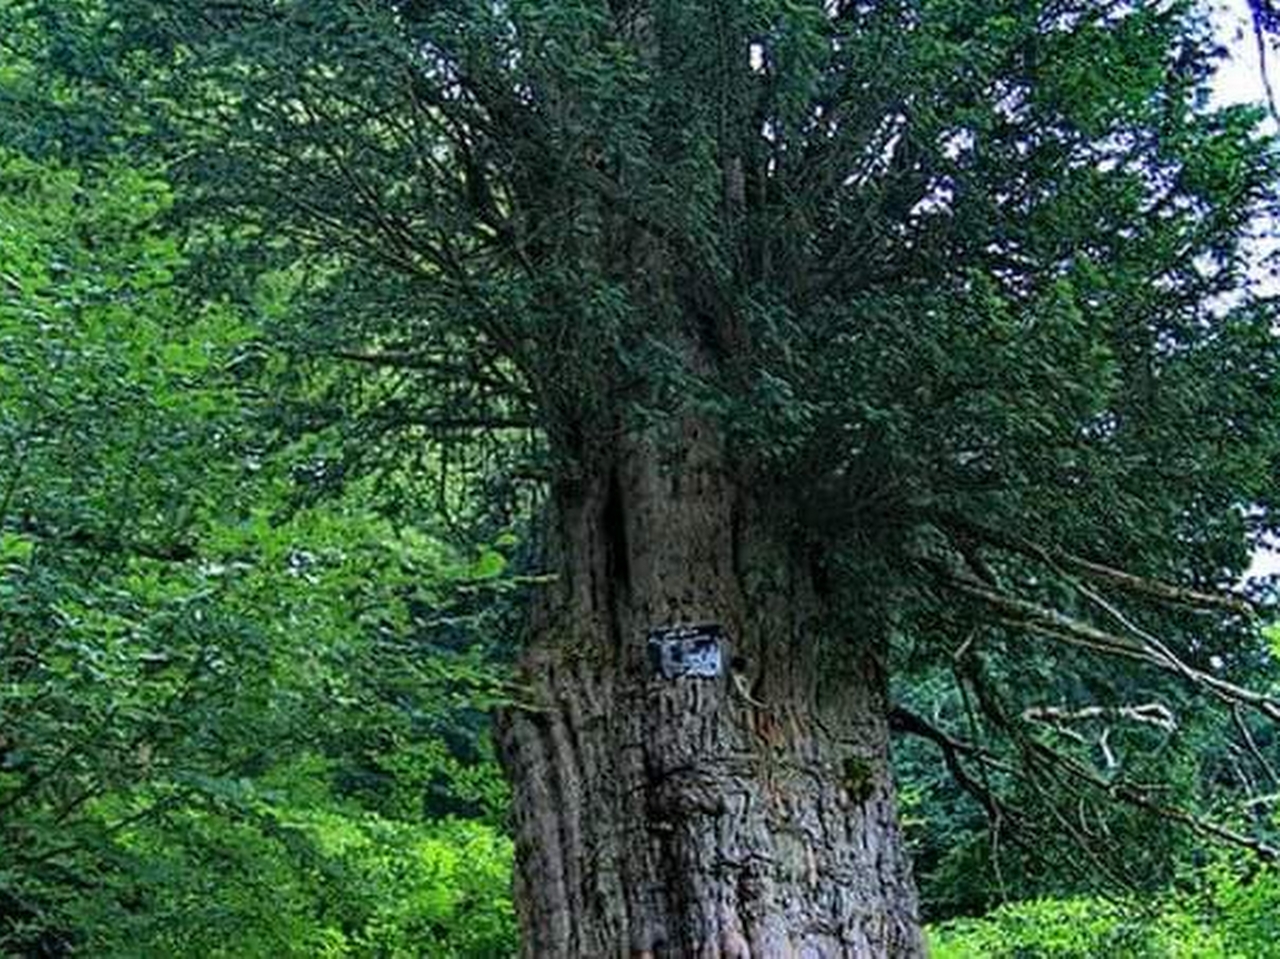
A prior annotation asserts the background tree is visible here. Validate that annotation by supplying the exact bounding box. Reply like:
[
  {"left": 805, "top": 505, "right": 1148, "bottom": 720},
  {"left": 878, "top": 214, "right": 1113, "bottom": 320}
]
[{"left": 0, "top": 34, "right": 520, "bottom": 954}]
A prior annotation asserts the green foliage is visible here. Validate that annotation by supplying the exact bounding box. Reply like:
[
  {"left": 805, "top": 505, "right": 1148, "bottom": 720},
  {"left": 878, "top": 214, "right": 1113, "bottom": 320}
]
[
  {"left": 72, "top": 761, "right": 515, "bottom": 957},
  {"left": 0, "top": 119, "right": 515, "bottom": 956},
  {"left": 929, "top": 897, "right": 1154, "bottom": 958},
  {"left": 1266, "top": 623, "right": 1280, "bottom": 660},
  {"left": 929, "top": 858, "right": 1280, "bottom": 958}
]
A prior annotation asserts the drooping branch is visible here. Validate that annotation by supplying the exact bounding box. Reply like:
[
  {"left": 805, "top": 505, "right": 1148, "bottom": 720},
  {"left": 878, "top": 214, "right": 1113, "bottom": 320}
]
[
  {"left": 889, "top": 703, "right": 1029, "bottom": 885},
  {"left": 926, "top": 660, "right": 1280, "bottom": 866},
  {"left": 894, "top": 686, "right": 1280, "bottom": 873},
  {"left": 936, "top": 570, "right": 1280, "bottom": 724},
  {"left": 934, "top": 513, "right": 1257, "bottom": 618},
  {"left": 1233, "top": 705, "right": 1280, "bottom": 789},
  {"left": 889, "top": 705, "right": 1013, "bottom": 822},
  {"left": 1022, "top": 736, "right": 1280, "bottom": 863}
]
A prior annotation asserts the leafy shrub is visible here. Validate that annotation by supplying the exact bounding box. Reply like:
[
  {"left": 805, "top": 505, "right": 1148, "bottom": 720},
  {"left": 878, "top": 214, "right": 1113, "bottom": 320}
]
[
  {"left": 49, "top": 763, "right": 517, "bottom": 958},
  {"left": 928, "top": 861, "right": 1280, "bottom": 959},
  {"left": 928, "top": 897, "right": 1157, "bottom": 958}
]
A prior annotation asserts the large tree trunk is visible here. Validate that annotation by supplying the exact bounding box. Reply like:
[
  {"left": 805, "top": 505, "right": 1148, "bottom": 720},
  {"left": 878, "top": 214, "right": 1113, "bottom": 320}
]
[{"left": 495, "top": 420, "right": 923, "bottom": 957}]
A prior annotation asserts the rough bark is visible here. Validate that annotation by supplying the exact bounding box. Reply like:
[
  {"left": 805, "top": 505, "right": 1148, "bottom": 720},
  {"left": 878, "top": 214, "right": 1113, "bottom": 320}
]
[{"left": 495, "top": 420, "right": 923, "bottom": 958}]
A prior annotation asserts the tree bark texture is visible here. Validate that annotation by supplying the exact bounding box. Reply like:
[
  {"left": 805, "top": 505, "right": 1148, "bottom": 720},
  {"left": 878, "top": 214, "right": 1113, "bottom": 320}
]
[{"left": 495, "top": 420, "right": 923, "bottom": 957}]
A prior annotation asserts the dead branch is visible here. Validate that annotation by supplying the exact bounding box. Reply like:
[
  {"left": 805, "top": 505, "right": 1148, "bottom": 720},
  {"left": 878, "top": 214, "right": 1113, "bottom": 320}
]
[{"left": 1021, "top": 703, "right": 1177, "bottom": 734}]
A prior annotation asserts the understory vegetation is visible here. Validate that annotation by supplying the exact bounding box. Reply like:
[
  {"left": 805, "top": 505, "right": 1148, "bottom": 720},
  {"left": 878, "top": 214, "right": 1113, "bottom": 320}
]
[{"left": 930, "top": 859, "right": 1280, "bottom": 957}]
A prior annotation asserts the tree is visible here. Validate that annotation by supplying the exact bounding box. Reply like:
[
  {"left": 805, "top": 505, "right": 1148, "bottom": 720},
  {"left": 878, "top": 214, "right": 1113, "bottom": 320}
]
[
  {"left": 0, "top": 44, "right": 520, "bottom": 952},
  {"left": 24, "top": 0, "right": 1280, "bottom": 955}
]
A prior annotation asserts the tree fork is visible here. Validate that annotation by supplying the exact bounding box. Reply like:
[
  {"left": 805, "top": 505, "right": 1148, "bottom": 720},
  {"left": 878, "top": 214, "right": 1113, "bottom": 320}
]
[{"left": 495, "top": 420, "right": 922, "bottom": 957}]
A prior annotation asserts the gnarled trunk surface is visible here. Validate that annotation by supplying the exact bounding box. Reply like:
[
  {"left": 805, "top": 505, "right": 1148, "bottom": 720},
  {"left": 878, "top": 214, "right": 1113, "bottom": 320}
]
[{"left": 496, "top": 422, "right": 922, "bottom": 957}]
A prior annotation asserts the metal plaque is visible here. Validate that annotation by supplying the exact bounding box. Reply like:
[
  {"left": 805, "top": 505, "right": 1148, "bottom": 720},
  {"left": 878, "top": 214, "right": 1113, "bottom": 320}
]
[{"left": 647, "top": 623, "right": 724, "bottom": 679}]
